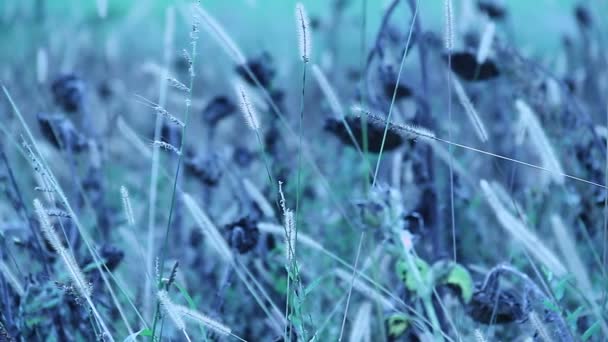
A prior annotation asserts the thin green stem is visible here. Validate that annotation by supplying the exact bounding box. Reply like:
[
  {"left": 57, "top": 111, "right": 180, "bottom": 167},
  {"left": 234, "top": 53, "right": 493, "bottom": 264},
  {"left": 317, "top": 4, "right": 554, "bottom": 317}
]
[
  {"left": 338, "top": 231, "right": 365, "bottom": 341},
  {"left": 447, "top": 50, "right": 457, "bottom": 263},
  {"left": 151, "top": 36, "right": 198, "bottom": 340},
  {"left": 371, "top": 0, "right": 418, "bottom": 188}
]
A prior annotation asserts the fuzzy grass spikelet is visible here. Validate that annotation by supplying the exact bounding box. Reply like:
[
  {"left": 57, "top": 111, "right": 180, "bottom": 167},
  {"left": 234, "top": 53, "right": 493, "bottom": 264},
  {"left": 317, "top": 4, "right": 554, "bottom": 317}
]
[
  {"left": 243, "top": 178, "right": 274, "bottom": 217},
  {"left": 34, "top": 199, "right": 92, "bottom": 299},
  {"left": 178, "top": 306, "right": 232, "bottom": 336},
  {"left": 444, "top": 0, "right": 454, "bottom": 50},
  {"left": 135, "top": 95, "right": 185, "bottom": 127},
  {"left": 120, "top": 185, "right": 135, "bottom": 226},
  {"left": 183, "top": 193, "right": 234, "bottom": 263},
  {"left": 158, "top": 290, "right": 190, "bottom": 341},
  {"left": 349, "top": 302, "right": 372, "bottom": 342},
  {"left": 284, "top": 209, "right": 296, "bottom": 263},
  {"left": 550, "top": 215, "right": 593, "bottom": 293},
  {"left": 153, "top": 140, "right": 181, "bottom": 155},
  {"left": 167, "top": 77, "right": 191, "bottom": 92},
  {"left": 236, "top": 85, "right": 260, "bottom": 130},
  {"left": 474, "top": 329, "right": 487, "bottom": 342},
  {"left": 352, "top": 105, "right": 436, "bottom": 141},
  {"left": 295, "top": 3, "right": 311, "bottom": 63},
  {"left": 515, "top": 99, "right": 564, "bottom": 184},
  {"left": 312, "top": 64, "right": 343, "bottom": 117},
  {"left": 477, "top": 22, "right": 496, "bottom": 64},
  {"left": 279, "top": 181, "right": 296, "bottom": 263},
  {"left": 452, "top": 76, "right": 489, "bottom": 142},
  {"left": 479, "top": 180, "right": 566, "bottom": 276}
]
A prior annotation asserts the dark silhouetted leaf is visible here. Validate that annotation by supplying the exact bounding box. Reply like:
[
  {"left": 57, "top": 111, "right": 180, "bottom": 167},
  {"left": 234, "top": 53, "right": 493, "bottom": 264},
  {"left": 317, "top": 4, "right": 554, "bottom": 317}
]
[
  {"left": 477, "top": 1, "right": 507, "bottom": 20},
  {"left": 236, "top": 52, "right": 276, "bottom": 88},
  {"left": 37, "top": 112, "right": 88, "bottom": 152},
  {"left": 574, "top": 5, "right": 591, "bottom": 29},
  {"left": 185, "top": 152, "right": 222, "bottom": 186},
  {"left": 384, "top": 82, "right": 413, "bottom": 100},
  {"left": 223, "top": 216, "right": 259, "bottom": 254},
  {"left": 202, "top": 96, "right": 236, "bottom": 126},
  {"left": 447, "top": 52, "right": 500, "bottom": 81},
  {"left": 324, "top": 116, "right": 404, "bottom": 153},
  {"left": 468, "top": 288, "right": 526, "bottom": 324},
  {"left": 51, "top": 74, "right": 85, "bottom": 112},
  {"left": 387, "top": 313, "right": 410, "bottom": 338}
]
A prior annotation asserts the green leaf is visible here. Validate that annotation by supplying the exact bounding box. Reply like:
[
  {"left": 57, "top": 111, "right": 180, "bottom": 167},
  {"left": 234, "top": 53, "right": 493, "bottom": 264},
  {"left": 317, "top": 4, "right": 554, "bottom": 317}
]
[
  {"left": 542, "top": 299, "right": 560, "bottom": 313},
  {"left": 304, "top": 276, "right": 324, "bottom": 297},
  {"left": 430, "top": 261, "right": 474, "bottom": 303},
  {"left": 396, "top": 257, "right": 430, "bottom": 295},
  {"left": 387, "top": 313, "right": 409, "bottom": 337},
  {"left": 582, "top": 321, "right": 601, "bottom": 341},
  {"left": 566, "top": 306, "right": 584, "bottom": 327},
  {"left": 553, "top": 277, "right": 569, "bottom": 301},
  {"left": 442, "top": 263, "right": 473, "bottom": 303},
  {"left": 139, "top": 328, "right": 153, "bottom": 337}
]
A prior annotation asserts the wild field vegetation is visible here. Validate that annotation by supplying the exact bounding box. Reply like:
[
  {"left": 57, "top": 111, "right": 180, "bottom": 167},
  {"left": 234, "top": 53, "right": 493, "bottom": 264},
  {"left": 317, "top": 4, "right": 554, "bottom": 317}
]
[{"left": 1, "top": 0, "right": 607, "bottom": 341}]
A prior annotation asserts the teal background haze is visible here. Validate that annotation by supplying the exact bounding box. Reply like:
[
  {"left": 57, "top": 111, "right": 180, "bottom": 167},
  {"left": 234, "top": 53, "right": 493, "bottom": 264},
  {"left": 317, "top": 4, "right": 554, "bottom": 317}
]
[{"left": 1, "top": 0, "right": 603, "bottom": 64}]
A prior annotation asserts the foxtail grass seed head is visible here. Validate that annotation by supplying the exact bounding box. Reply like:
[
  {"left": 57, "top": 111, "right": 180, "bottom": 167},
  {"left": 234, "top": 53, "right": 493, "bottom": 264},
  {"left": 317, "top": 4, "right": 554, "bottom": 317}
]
[
  {"left": 120, "top": 185, "right": 135, "bottom": 226},
  {"left": 515, "top": 99, "right": 564, "bottom": 184},
  {"left": 278, "top": 180, "right": 296, "bottom": 262},
  {"left": 295, "top": 3, "right": 311, "bottom": 63},
  {"left": 474, "top": 329, "right": 487, "bottom": 342},
  {"left": 352, "top": 105, "right": 436, "bottom": 141},
  {"left": 284, "top": 209, "right": 296, "bottom": 262},
  {"left": 35, "top": 173, "right": 56, "bottom": 204},
  {"left": 452, "top": 76, "right": 489, "bottom": 142},
  {"left": 476, "top": 22, "right": 495, "bottom": 64},
  {"left": 34, "top": 199, "right": 92, "bottom": 298},
  {"left": 479, "top": 180, "right": 567, "bottom": 276},
  {"left": 45, "top": 209, "right": 71, "bottom": 218},
  {"left": 236, "top": 85, "right": 260, "bottom": 130},
  {"left": 178, "top": 306, "right": 232, "bottom": 336},
  {"left": 135, "top": 95, "right": 185, "bottom": 127},
  {"left": 155, "top": 257, "right": 161, "bottom": 281},
  {"left": 166, "top": 261, "right": 179, "bottom": 289},
  {"left": 312, "top": 64, "right": 344, "bottom": 117},
  {"left": 444, "top": 0, "right": 454, "bottom": 51},
  {"left": 278, "top": 180, "right": 287, "bottom": 213},
  {"left": 34, "top": 199, "right": 61, "bottom": 250},
  {"left": 243, "top": 179, "right": 274, "bottom": 217},
  {"left": 22, "top": 140, "right": 46, "bottom": 176},
  {"left": 153, "top": 140, "right": 181, "bottom": 156},
  {"left": 349, "top": 302, "right": 372, "bottom": 342},
  {"left": 550, "top": 214, "right": 593, "bottom": 293},
  {"left": 183, "top": 193, "right": 234, "bottom": 263},
  {"left": 158, "top": 290, "right": 186, "bottom": 332},
  {"left": 182, "top": 49, "right": 193, "bottom": 70},
  {"left": 167, "top": 77, "right": 190, "bottom": 92}
]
